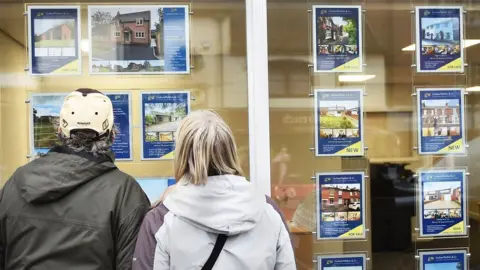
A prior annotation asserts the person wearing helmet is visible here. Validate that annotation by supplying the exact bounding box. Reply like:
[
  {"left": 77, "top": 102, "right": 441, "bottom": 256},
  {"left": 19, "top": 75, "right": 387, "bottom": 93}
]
[{"left": 0, "top": 88, "right": 150, "bottom": 270}]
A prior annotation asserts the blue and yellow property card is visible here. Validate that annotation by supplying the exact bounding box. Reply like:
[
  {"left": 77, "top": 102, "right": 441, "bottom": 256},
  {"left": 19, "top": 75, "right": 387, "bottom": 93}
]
[{"left": 313, "top": 5, "right": 362, "bottom": 73}]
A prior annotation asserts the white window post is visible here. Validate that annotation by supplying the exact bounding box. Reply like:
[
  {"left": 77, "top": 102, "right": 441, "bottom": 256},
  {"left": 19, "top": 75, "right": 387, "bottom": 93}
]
[{"left": 246, "top": 0, "right": 271, "bottom": 196}]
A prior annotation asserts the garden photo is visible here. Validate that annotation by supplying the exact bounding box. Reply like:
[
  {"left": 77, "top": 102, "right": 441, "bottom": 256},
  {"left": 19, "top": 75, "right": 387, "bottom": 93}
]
[
  {"left": 319, "top": 100, "right": 360, "bottom": 139},
  {"left": 32, "top": 95, "right": 66, "bottom": 152},
  {"left": 144, "top": 101, "right": 187, "bottom": 142},
  {"left": 317, "top": 15, "right": 358, "bottom": 47}
]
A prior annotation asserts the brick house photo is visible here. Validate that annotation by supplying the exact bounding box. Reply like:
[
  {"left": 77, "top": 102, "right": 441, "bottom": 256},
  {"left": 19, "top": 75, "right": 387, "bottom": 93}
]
[
  {"left": 111, "top": 11, "right": 151, "bottom": 46},
  {"left": 34, "top": 19, "right": 75, "bottom": 48},
  {"left": 321, "top": 184, "right": 361, "bottom": 211},
  {"left": 89, "top": 6, "right": 167, "bottom": 73},
  {"left": 421, "top": 98, "right": 461, "bottom": 137},
  {"left": 317, "top": 17, "right": 343, "bottom": 44}
]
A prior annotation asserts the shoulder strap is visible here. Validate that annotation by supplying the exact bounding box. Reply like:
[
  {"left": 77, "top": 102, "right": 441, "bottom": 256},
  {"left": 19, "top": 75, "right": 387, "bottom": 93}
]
[{"left": 201, "top": 234, "right": 228, "bottom": 270}]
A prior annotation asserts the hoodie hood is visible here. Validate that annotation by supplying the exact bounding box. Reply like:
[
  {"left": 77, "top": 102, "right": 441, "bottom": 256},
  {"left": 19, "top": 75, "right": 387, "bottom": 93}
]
[
  {"left": 16, "top": 146, "right": 117, "bottom": 204},
  {"left": 163, "top": 175, "right": 266, "bottom": 236}
]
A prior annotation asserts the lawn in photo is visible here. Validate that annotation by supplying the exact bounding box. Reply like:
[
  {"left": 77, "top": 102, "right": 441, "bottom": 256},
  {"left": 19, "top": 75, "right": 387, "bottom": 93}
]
[
  {"left": 421, "top": 99, "right": 460, "bottom": 137},
  {"left": 421, "top": 17, "right": 461, "bottom": 56},
  {"left": 319, "top": 100, "right": 360, "bottom": 129},
  {"left": 34, "top": 18, "right": 76, "bottom": 48},
  {"left": 319, "top": 100, "right": 359, "bottom": 140},
  {"left": 89, "top": 6, "right": 182, "bottom": 73},
  {"left": 143, "top": 101, "right": 187, "bottom": 142},
  {"left": 32, "top": 95, "right": 66, "bottom": 156},
  {"left": 321, "top": 183, "right": 361, "bottom": 212},
  {"left": 423, "top": 181, "right": 461, "bottom": 210}
]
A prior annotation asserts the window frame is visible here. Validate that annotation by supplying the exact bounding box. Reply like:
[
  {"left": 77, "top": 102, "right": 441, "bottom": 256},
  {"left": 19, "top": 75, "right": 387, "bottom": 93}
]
[{"left": 135, "top": 31, "right": 146, "bottom": 39}]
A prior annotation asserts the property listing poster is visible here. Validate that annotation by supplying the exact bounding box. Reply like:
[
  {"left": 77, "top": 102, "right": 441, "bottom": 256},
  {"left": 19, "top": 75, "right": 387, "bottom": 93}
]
[
  {"left": 419, "top": 249, "right": 467, "bottom": 270},
  {"left": 88, "top": 5, "right": 190, "bottom": 75},
  {"left": 316, "top": 172, "right": 365, "bottom": 240},
  {"left": 317, "top": 254, "right": 366, "bottom": 270},
  {"left": 416, "top": 6, "right": 464, "bottom": 73},
  {"left": 28, "top": 6, "right": 81, "bottom": 75},
  {"left": 136, "top": 177, "right": 176, "bottom": 204},
  {"left": 141, "top": 91, "right": 190, "bottom": 160},
  {"left": 30, "top": 92, "right": 133, "bottom": 160},
  {"left": 315, "top": 89, "right": 364, "bottom": 157},
  {"left": 419, "top": 169, "right": 467, "bottom": 238},
  {"left": 417, "top": 88, "right": 465, "bottom": 155},
  {"left": 30, "top": 93, "right": 66, "bottom": 157},
  {"left": 106, "top": 93, "right": 132, "bottom": 160},
  {"left": 313, "top": 5, "right": 362, "bottom": 72}
]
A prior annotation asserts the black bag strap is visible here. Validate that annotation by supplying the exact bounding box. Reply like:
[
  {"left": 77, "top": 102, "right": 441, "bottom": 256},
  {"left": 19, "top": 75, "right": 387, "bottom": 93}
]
[{"left": 201, "top": 234, "right": 228, "bottom": 270}]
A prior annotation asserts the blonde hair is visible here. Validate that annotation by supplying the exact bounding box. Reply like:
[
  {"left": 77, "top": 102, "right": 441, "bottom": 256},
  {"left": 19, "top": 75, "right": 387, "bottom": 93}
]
[{"left": 174, "top": 110, "right": 243, "bottom": 185}]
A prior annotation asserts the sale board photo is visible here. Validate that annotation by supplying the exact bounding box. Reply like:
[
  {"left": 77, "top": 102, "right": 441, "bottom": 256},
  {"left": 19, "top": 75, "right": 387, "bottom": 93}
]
[
  {"left": 313, "top": 5, "right": 363, "bottom": 72},
  {"left": 416, "top": 6, "right": 464, "bottom": 73},
  {"left": 316, "top": 172, "right": 366, "bottom": 240},
  {"left": 418, "top": 169, "right": 467, "bottom": 238},
  {"left": 315, "top": 89, "right": 364, "bottom": 157},
  {"left": 416, "top": 88, "right": 466, "bottom": 155}
]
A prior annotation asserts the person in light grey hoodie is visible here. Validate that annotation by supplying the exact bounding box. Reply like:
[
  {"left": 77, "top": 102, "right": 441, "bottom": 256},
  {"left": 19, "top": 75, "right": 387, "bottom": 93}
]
[{"left": 132, "top": 110, "right": 296, "bottom": 270}]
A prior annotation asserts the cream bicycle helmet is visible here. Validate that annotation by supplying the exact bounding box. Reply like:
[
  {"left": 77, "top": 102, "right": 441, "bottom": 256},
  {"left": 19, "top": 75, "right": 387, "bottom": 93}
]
[{"left": 59, "top": 88, "right": 114, "bottom": 138}]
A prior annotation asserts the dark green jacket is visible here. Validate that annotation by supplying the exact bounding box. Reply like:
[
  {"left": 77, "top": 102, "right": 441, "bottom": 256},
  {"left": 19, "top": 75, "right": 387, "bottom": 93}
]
[{"left": 0, "top": 146, "right": 150, "bottom": 270}]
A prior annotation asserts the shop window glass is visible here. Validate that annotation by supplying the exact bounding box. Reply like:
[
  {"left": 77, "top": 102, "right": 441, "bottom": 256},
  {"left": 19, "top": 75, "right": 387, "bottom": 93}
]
[
  {"left": 268, "top": 0, "right": 480, "bottom": 269},
  {"left": 0, "top": 0, "right": 249, "bottom": 197}
]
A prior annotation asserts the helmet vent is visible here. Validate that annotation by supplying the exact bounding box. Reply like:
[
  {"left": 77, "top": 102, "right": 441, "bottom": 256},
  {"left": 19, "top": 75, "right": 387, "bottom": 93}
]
[
  {"left": 71, "top": 112, "right": 75, "bottom": 115},
  {"left": 102, "top": 120, "right": 109, "bottom": 130},
  {"left": 95, "top": 112, "right": 98, "bottom": 115}
]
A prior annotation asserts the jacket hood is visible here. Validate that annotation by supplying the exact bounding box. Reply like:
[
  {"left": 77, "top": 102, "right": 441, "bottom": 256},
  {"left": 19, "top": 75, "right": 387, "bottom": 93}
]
[
  {"left": 163, "top": 175, "right": 266, "bottom": 236},
  {"left": 16, "top": 146, "right": 117, "bottom": 204}
]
